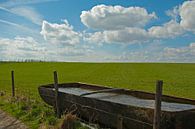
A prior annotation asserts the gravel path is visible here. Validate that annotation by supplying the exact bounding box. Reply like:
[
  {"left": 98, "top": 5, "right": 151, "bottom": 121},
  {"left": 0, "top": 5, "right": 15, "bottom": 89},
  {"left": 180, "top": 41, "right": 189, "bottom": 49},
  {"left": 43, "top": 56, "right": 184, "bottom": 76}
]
[{"left": 0, "top": 110, "right": 28, "bottom": 129}]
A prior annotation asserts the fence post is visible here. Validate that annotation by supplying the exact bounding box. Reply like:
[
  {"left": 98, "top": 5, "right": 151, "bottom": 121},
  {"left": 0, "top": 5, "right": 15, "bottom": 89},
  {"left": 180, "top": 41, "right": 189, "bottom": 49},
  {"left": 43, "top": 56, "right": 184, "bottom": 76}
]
[
  {"left": 153, "top": 80, "right": 163, "bottom": 129},
  {"left": 54, "top": 71, "right": 61, "bottom": 118},
  {"left": 11, "top": 70, "right": 15, "bottom": 97},
  {"left": 117, "top": 114, "right": 123, "bottom": 129}
]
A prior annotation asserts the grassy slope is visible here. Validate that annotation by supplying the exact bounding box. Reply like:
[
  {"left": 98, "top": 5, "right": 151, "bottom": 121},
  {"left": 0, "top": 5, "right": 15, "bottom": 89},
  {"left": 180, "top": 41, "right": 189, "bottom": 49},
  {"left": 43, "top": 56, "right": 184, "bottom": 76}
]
[{"left": 0, "top": 62, "right": 195, "bottom": 99}]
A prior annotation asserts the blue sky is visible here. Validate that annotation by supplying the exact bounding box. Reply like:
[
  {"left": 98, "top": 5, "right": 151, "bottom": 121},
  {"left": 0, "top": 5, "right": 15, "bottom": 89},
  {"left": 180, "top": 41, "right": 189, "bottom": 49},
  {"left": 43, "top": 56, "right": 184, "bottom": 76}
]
[{"left": 0, "top": 0, "right": 195, "bottom": 62}]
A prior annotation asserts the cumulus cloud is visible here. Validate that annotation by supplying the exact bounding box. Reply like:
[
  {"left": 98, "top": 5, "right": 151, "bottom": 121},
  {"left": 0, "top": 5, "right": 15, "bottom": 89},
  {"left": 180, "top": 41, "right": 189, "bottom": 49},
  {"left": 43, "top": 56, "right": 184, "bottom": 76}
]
[
  {"left": 83, "top": 32, "right": 105, "bottom": 44},
  {"left": 81, "top": 2, "right": 195, "bottom": 44},
  {"left": 80, "top": 4, "right": 156, "bottom": 30},
  {"left": 179, "top": 0, "right": 195, "bottom": 33},
  {"left": 81, "top": 4, "right": 187, "bottom": 44},
  {"left": 0, "top": 36, "right": 94, "bottom": 61},
  {"left": 148, "top": 0, "right": 195, "bottom": 39},
  {"left": 102, "top": 42, "right": 195, "bottom": 62},
  {"left": 164, "top": 43, "right": 195, "bottom": 56},
  {"left": 84, "top": 20, "right": 185, "bottom": 44},
  {"left": 166, "top": 6, "right": 180, "bottom": 21},
  {"left": 40, "top": 20, "right": 80, "bottom": 45},
  {"left": 148, "top": 20, "right": 184, "bottom": 38},
  {"left": 163, "top": 43, "right": 195, "bottom": 62},
  {"left": 166, "top": 1, "right": 195, "bottom": 33},
  {"left": 54, "top": 46, "right": 93, "bottom": 57},
  {"left": 0, "top": 37, "right": 46, "bottom": 60},
  {"left": 84, "top": 27, "right": 149, "bottom": 44},
  {"left": 81, "top": 5, "right": 152, "bottom": 44},
  {"left": 103, "top": 42, "right": 164, "bottom": 62}
]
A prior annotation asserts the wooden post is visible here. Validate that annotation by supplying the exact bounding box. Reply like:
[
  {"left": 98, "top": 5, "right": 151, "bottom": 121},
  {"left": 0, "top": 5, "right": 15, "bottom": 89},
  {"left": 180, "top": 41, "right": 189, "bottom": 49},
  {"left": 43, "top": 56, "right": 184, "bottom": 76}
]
[
  {"left": 117, "top": 114, "right": 123, "bottom": 129},
  {"left": 11, "top": 70, "right": 15, "bottom": 97},
  {"left": 153, "top": 80, "right": 163, "bottom": 129},
  {"left": 54, "top": 71, "right": 61, "bottom": 118}
]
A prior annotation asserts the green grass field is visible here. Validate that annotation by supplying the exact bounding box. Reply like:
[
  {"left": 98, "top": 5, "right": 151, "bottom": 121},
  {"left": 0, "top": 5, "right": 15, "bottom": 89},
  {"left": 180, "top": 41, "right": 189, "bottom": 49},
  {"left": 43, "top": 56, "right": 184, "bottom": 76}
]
[{"left": 0, "top": 62, "right": 195, "bottom": 99}]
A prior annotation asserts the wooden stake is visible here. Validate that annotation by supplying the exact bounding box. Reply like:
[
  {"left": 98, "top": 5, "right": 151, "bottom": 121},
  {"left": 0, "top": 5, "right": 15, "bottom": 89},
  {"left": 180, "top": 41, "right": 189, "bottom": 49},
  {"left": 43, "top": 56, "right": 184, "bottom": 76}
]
[
  {"left": 153, "top": 80, "right": 163, "bottom": 129},
  {"left": 117, "top": 114, "right": 123, "bottom": 129},
  {"left": 54, "top": 71, "right": 61, "bottom": 118},
  {"left": 11, "top": 70, "right": 15, "bottom": 97}
]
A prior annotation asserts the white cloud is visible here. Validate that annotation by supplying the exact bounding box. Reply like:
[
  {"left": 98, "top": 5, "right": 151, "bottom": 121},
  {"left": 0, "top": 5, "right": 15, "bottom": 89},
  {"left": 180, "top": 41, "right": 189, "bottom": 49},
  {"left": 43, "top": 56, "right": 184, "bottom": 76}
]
[
  {"left": 0, "top": 36, "right": 94, "bottom": 61},
  {"left": 164, "top": 1, "right": 195, "bottom": 34},
  {"left": 0, "top": 6, "right": 43, "bottom": 25},
  {"left": 179, "top": 0, "right": 195, "bottom": 33},
  {"left": 163, "top": 43, "right": 195, "bottom": 62},
  {"left": 103, "top": 42, "right": 164, "bottom": 62},
  {"left": 148, "top": 20, "right": 184, "bottom": 38},
  {"left": 54, "top": 46, "right": 93, "bottom": 57},
  {"left": 10, "top": 6, "right": 43, "bottom": 25},
  {"left": 0, "top": 19, "right": 44, "bottom": 42},
  {"left": 84, "top": 20, "right": 185, "bottom": 44},
  {"left": 166, "top": 6, "right": 180, "bottom": 21},
  {"left": 0, "top": 0, "right": 58, "bottom": 25},
  {"left": 0, "top": 19, "right": 36, "bottom": 33},
  {"left": 190, "top": 43, "right": 195, "bottom": 48},
  {"left": 80, "top": 4, "right": 156, "bottom": 30},
  {"left": 0, "top": 37, "right": 46, "bottom": 60},
  {"left": 81, "top": 5, "right": 153, "bottom": 44},
  {"left": 83, "top": 19, "right": 187, "bottom": 44},
  {"left": 0, "top": 0, "right": 58, "bottom": 8},
  {"left": 0, "top": 36, "right": 195, "bottom": 62},
  {"left": 84, "top": 27, "right": 149, "bottom": 44},
  {"left": 101, "top": 42, "right": 195, "bottom": 63},
  {"left": 104, "top": 28, "right": 149, "bottom": 43},
  {"left": 40, "top": 20, "right": 80, "bottom": 45},
  {"left": 81, "top": 4, "right": 188, "bottom": 44},
  {"left": 164, "top": 47, "right": 187, "bottom": 56},
  {"left": 83, "top": 32, "right": 105, "bottom": 44},
  {"left": 147, "top": 0, "right": 195, "bottom": 39},
  {"left": 81, "top": 40, "right": 195, "bottom": 63}
]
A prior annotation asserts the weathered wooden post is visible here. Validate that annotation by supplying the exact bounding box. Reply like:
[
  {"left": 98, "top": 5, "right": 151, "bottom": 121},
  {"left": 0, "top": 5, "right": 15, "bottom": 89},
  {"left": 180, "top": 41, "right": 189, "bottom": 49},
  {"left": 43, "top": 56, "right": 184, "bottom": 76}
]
[
  {"left": 11, "top": 70, "right": 15, "bottom": 97},
  {"left": 54, "top": 71, "right": 61, "bottom": 118},
  {"left": 153, "top": 80, "right": 163, "bottom": 129},
  {"left": 117, "top": 114, "right": 123, "bottom": 129}
]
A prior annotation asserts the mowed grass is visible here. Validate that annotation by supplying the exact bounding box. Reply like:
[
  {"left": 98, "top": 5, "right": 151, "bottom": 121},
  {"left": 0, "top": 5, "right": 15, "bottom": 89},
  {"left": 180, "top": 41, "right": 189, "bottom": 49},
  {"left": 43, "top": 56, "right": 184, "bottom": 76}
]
[{"left": 0, "top": 62, "right": 195, "bottom": 99}]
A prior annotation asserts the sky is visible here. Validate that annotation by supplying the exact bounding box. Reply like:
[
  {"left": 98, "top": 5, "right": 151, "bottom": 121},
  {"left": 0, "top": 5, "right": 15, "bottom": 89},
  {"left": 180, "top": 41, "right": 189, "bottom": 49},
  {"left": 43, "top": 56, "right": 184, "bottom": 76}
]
[{"left": 0, "top": 0, "right": 195, "bottom": 62}]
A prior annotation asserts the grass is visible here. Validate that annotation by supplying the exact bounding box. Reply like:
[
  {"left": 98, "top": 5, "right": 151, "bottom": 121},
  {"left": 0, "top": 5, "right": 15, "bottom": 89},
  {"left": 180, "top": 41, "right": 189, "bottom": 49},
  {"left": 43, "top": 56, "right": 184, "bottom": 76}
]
[
  {"left": 0, "top": 62, "right": 195, "bottom": 99},
  {"left": 0, "top": 93, "right": 57, "bottom": 129},
  {"left": 0, "top": 62, "right": 195, "bottom": 128},
  {"left": 0, "top": 92, "right": 89, "bottom": 129}
]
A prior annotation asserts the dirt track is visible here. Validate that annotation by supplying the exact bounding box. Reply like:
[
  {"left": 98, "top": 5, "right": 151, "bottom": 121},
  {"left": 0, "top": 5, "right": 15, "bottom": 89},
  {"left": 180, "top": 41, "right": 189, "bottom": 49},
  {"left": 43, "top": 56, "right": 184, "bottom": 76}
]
[{"left": 0, "top": 110, "right": 28, "bottom": 129}]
